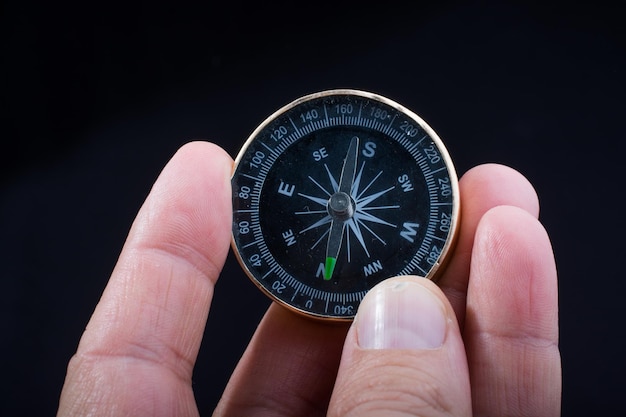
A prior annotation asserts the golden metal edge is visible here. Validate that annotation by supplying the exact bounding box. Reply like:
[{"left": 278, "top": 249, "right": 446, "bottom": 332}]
[{"left": 229, "top": 88, "right": 461, "bottom": 322}]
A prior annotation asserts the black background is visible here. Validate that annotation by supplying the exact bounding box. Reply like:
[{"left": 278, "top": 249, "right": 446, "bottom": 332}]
[{"left": 2, "top": 1, "right": 625, "bottom": 415}]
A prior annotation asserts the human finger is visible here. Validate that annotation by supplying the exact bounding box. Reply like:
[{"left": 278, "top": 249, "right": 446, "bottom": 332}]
[
  {"left": 327, "top": 276, "right": 472, "bottom": 417},
  {"left": 437, "top": 163, "right": 540, "bottom": 325},
  {"left": 213, "top": 303, "right": 350, "bottom": 417},
  {"left": 57, "top": 141, "right": 233, "bottom": 417},
  {"left": 464, "top": 206, "right": 561, "bottom": 416}
]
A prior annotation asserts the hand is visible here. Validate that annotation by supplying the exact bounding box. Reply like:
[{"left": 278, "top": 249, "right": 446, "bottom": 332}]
[{"left": 57, "top": 141, "right": 561, "bottom": 416}]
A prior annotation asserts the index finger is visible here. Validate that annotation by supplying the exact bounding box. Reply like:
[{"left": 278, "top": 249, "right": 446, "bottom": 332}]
[{"left": 58, "top": 141, "right": 233, "bottom": 416}]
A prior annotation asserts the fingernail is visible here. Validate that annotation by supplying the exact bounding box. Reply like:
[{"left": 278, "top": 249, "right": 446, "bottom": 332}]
[{"left": 356, "top": 279, "right": 447, "bottom": 350}]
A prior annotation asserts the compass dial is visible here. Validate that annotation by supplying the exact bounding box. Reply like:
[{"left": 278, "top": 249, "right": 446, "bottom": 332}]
[{"left": 231, "top": 89, "right": 459, "bottom": 321}]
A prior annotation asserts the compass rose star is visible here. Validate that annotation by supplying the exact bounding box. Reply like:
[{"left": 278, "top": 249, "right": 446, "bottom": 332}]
[{"left": 296, "top": 160, "right": 399, "bottom": 260}]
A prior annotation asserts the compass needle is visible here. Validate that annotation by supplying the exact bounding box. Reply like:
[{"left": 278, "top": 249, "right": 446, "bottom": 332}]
[
  {"left": 323, "top": 136, "right": 360, "bottom": 280},
  {"left": 324, "top": 257, "right": 337, "bottom": 281},
  {"left": 338, "top": 136, "right": 360, "bottom": 194},
  {"left": 231, "top": 90, "right": 459, "bottom": 320}
]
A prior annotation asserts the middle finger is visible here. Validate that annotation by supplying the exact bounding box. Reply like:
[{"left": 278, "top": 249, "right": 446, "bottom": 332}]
[{"left": 436, "top": 163, "right": 540, "bottom": 326}]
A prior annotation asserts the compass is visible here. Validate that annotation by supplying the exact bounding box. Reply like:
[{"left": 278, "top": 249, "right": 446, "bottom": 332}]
[{"left": 231, "top": 89, "right": 460, "bottom": 321}]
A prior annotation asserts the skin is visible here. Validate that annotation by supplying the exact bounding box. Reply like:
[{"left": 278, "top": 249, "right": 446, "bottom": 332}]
[{"left": 57, "top": 141, "right": 561, "bottom": 417}]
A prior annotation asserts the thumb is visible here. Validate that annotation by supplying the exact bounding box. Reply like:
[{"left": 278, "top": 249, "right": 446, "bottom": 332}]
[{"left": 328, "top": 277, "right": 471, "bottom": 417}]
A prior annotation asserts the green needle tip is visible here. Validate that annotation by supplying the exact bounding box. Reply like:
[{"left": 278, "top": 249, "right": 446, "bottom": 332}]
[{"left": 324, "top": 257, "right": 337, "bottom": 280}]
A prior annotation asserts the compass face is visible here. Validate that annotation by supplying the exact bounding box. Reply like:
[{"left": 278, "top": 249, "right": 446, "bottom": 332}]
[{"left": 231, "top": 90, "right": 459, "bottom": 320}]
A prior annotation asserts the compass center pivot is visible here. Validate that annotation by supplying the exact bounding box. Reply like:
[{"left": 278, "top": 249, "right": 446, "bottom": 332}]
[{"left": 328, "top": 191, "right": 354, "bottom": 221}]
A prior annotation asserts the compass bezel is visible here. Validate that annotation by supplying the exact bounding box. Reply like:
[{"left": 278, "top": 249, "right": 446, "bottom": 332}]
[{"left": 230, "top": 89, "right": 460, "bottom": 321}]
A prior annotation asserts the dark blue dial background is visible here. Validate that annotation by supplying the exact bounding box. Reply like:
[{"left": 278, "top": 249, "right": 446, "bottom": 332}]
[{"left": 259, "top": 127, "right": 430, "bottom": 293}]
